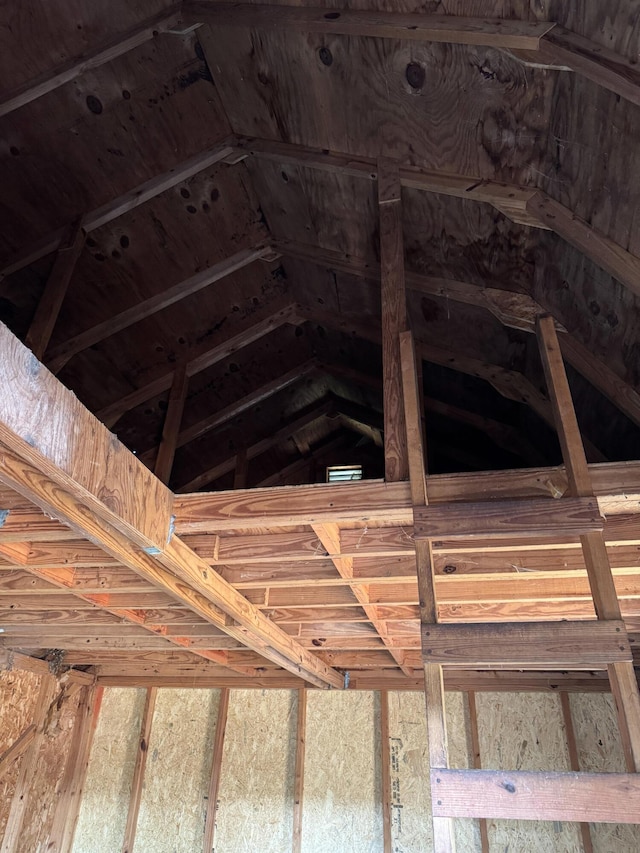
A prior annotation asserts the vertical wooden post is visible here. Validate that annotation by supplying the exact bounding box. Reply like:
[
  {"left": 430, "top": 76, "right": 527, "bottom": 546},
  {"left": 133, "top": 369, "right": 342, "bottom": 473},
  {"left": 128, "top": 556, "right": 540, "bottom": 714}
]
[
  {"left": 153, "top": 364, "right": 189, "bottom": 485},
  {"left": 233, "top": 447, "right": 248, "bottom": 490},
  {"left": 378, "top": 158, "right": 409, "bottom": 483},
  {"left": 121, "top": 687, "right": 157, "bottom": 853},
  {"left": 537, "top": 314, "right": 640, "bottom": 771},
  {"left": 380, "top": 690, "right": 392, "bottom": 853},
  {"left": 1, "top": 675, "right": 58, "bottom": 853},
  {"left": 292, "top": 688, "right": 307, "bottom": 853},
  {"left": 560, "top": 692, "right": 594, "bottom": 853},
  {"left": 399, "top": 329, "right": 456, "bottom": 852},
  {"left": 47, "top": 684, "right": 103, "bottom": 853},
  {"left": 25, "top": 217, "right": 86, "bottom": 361},
  {"left": 466, "top": 692, "right": 489, "bottom": 853},
  {"left": 203, "top": 688, "right": 230, "bottom": 853}
]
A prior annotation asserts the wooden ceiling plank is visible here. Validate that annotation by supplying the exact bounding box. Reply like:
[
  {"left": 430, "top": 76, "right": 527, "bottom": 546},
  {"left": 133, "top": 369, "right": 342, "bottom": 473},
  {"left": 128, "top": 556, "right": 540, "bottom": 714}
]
[
  {"left": 46, "top": 246, "right": 270, "bottom": 373},
  {"left": 0, "top": 325, "right": 342, "bottom": 689},
  {"left": 1, "top": 138, "right": 236, "bottom": 278},
  {"left": 0, "top": 6, "right": 183, "bottom": 118},
  {"left": 24, "top": 218, "right": 86, "bottom": 361},
  {"left": 189, "top": 4, "right": 554, "bottom": 50},
  {"left": 98, "top": 300, "right": 298, "bottom": 428}
]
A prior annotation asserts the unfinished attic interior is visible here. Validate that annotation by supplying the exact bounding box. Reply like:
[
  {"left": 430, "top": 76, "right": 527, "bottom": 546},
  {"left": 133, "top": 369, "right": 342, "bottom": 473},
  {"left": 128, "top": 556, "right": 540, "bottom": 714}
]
[{"left": 4, "top": 4, "right": 640, "bottom": 853}]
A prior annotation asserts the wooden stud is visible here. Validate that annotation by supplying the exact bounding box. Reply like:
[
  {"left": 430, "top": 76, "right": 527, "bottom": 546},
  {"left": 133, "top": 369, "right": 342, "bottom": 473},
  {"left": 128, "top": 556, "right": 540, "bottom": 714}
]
[
  {"left": 24, "top": 217, "right": 86, "bottom": 360},
  {"left": 378, "top": 159, "right": 408, "bottom": 483},
  {"left": 292, "top": 689, "right": 307, "bottom": 853},
  {"left": 154, "top": 365, "right": 189, "bottom": 486},
  {"left": 560, "top": 692, "right": 594, "bottom": 853},
  {"left": 47, "top": 684, "right": 103, "bottom": 853},
  {"left": 0, "top": 725, "right": 36, "bottom": 780},
  {"left": 203, "top": 687, "right": 230, "bottom": 853},
  {"left": 233, "top": 448, "right": 248, "bottom": 490},
  {"left": 537, "top": 313, "right": 640, "bottom": 771},
  {"left": 380, "top": 690, "right": 392, "bottom": 853},
  {"left": 122, "top": 687, "right": 157, "bottom": 853},
  {"left": 466, "top": 692, "right": 489, "bottom": 853}
]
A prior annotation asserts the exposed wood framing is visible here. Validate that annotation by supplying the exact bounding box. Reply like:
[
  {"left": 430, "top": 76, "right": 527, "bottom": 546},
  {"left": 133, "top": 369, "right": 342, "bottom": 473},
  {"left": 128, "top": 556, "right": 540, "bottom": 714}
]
[
  {"left": 122, "top": 688, "right": 157, "bottom": 853},
  {"left": 292, "top": 689, "right": 307, "bottom": 853},
  {"left": 466, "top": 692, "right": 489, "bottom": 853},
  {"left": 24, "top": 217, "right": 86, "bottom": 360},
  {"left": 560, "top": 692, "right": 594, "bottom": 853},
  {"left": 0, "top": 725, "right": 36, "bottom": 780},
  {"left": 46, "top": 246, "right": 270, "bottom": 373},
  {"left": 202, "top": 687, "right": 230, "bottom": 852},
  {"left": 153, "top": 365, "right": 189, "bottom": 485},
  {"left": 380, "top": 690, "right": 392, "bottom": 853},
  {"left": 537, "top": 313, "right": 640, "bottom": 771}
]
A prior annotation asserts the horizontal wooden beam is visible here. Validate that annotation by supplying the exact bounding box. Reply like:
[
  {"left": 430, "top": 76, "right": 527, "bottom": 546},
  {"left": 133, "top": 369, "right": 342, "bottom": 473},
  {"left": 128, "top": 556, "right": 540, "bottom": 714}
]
[
  {"left": 421, "top": 620, "right": 631, "bottom": 668},
  {"left": 46, "top": 246, "right": 270, "bottom": 372},
  {"left": 431, "top": 768, "right": 640, "bottom": 823},
  {"left": 413, "top": 497, "right": 603, "bottom": 541},
  {"left": 190, "top": 3, "right": 554, "bottom": 50},
  {"left": 0, "top": 7, "right": 183, "bottom": 118},
  {"left": 1, "top": 139, "right": 235, "bottom": 278}
]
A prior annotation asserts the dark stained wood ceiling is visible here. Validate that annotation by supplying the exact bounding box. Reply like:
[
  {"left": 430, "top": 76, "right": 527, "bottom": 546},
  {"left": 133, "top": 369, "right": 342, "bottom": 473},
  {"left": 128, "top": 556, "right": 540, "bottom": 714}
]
[{"left": 2, "top": 0, "right": 640, "bottom": 494}]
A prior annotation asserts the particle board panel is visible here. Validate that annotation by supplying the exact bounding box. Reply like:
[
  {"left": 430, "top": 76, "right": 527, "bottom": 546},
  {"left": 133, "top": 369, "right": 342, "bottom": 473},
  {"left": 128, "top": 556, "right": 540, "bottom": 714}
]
[
  {"left": 215, "top": 688, "right": 297, "bottom": 853},
  {"left": 72, "top": 687, "right": 146, "bottom": 853},
  {"left": 0, "top": 668, "right": 42, "bottom": 840},
  {"left": 302, "top": 691, "right": 383, "bottom": 853},
  {"left": 475, "top": 691, "right": 581, "bottom": 852},
  {"left": 134, "top": 688, "right": 219, "bottom": 853},
  {"left": 569, "top": 693, "right": 640, "bottom": 850}
]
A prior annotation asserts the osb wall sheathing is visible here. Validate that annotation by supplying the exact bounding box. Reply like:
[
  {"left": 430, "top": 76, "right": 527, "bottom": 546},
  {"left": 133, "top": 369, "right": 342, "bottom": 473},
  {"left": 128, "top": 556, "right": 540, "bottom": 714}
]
[
  {"left": 215, "top": 689, "right": 297, "bottom": 852},
  {"left": 387, "top": 691, "right": 480, "bottom": 852},
  {"left": 135, "top": 688, "right": 220, "bottom": 852},
  {"left": 570, "top": 693, "right": 639, "bottom": 852},
  {"left": 476, "top": 692, "right": 581, "bottom": 852},
  {"left": 302, "top": 690, "right": 383, "bottom": 853},
  {"left": 73, "top": 688, "right": 147, "bottom": 852},
  {"left": 0, "top": 668, "right": 42, "bottom": 839}
]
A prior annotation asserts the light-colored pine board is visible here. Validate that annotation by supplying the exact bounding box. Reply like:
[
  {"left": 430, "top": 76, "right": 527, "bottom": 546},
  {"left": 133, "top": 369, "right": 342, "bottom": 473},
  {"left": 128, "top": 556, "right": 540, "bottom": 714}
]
[{"left": 202, "top": 687, "right": 229, "bottom": 853}]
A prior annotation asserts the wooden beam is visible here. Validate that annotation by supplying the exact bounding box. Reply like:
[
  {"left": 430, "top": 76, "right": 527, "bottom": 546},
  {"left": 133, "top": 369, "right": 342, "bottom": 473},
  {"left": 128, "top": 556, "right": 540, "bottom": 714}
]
[
  {"left": 0, "top": 7, "right": 183, "bottom": 117},
  {"left": 46, "top": 246, "right": 269, "bottom": 373},
  {"left": 537, "top": 314, "right": 640, "bottom": 771},
  {"left": 1, "top": 139, "right": 235, "bottom": 278},
  {"left": 122, "top": 688, "right": 157, "bottom": 853},
  {"left": 190, "top": 3, "right": 554, "bottom": 49},
  {"left": 560, "top": 692, "right": 594, "bottom": 853},
  {"left": 233, "top": 448, "right": 248, "bottom": 490},
  {"left": 378, "top": 159, "right": 408, "bottom": 483},
  {"left": 153, "top": 365, "right": 189, "bottom": 486},
  {"left": 98, "top": 300, "right": 297, "bottom": 428},
  {"left": 431, "top": 768, "right": 640, "bottom": 823},
  {"left": 421, "top": 620, "right": 631, "bottom": 668},
  {"left": 0, "top": 325, "right": 343, "bottom": 689},
  {"left": 0, "top": 724, "right": 36, "bottom": 780},
  {"left": 413, "top": 497, "right": 603, "bottom": 541},
  {"left": 24, "top": 218, "right": 86, "bottom": 360},
  {"left": 47, "top": 684, "right": 102, "bottom": 853},
  {"left": 292, "top": 689, "right": 307, "bottom": 853}
]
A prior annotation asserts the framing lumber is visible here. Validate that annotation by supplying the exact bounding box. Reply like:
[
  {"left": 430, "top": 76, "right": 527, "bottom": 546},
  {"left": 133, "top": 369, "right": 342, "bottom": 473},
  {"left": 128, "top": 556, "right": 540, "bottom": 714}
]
[
  {"left": 0, "top": 724, "right": 36, "bottom": 780},
  {"left": 378, "top": 159, "right": 408, "bottom": 483},
  {"left": 153, "top": 365, "right": 189, "bottom": 485},
  {"left": 24, "top": 217, "right": 86, "bottom": 360},
  {"left": 0, "top": 324, "right": 343, "bottom": 689},
  {"left": 191, "top": 4, "right": 554, "bottom": 50},
  {"left": 380, "top": 690, "right": 392, "bottom": 853},
  {"left": 292, "top": 689, "right": 307, "bottom": 853},
  {"left": 0, "top": 7, "right": 183, "bottom": 118},
  {"left": 46, "top": 246, "right": 269, "bottom": 373},
  {"left": 122, "top": 687, "right": 157, "bottom": 853},
  {"left": 98, "top": 300, "right": 298, "bottom": 428},
  {"left": 421, "top": 620, "right": 631, "bottom": 669},
  {"left": 431, "top": 768, "right": 640, "bottom": 823},
  {"left": 202, "top": 687, "right": 230, "bottom": 852},
  {"left": 1, "top": 139, "right": 235, "bottom": 279},
  {"left": 560, "top": 692, "right": 594, "bottom": 853},
  {"left": 537, "top": 313, "right": 640, "bottom": 771},
  {"left": 466, "top": 692, "right": 489, "bottom": 853}
]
